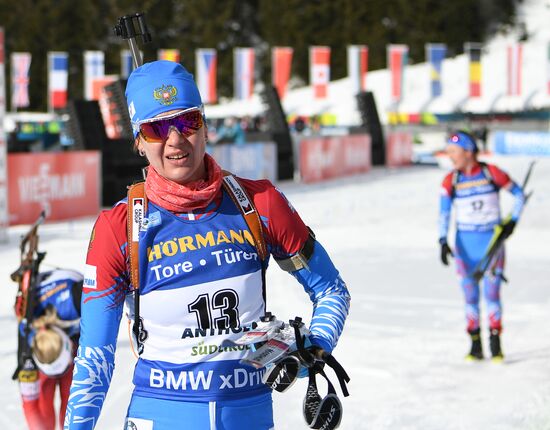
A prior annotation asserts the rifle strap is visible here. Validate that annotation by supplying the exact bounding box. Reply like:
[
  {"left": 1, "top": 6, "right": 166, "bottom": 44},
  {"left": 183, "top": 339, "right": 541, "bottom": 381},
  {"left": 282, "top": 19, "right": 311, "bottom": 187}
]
[{"left": 221, "top": 171, "right": 268, "bottom": 261}]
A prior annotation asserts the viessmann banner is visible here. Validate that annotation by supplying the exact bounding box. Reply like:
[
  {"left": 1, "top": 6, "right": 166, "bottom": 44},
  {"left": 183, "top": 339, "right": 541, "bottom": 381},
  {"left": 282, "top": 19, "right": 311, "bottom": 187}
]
[
  {"left": 8, "top": 151, "right": 100, "bottom": 225},
  {"left": 299, "top": 134, "right": 371, "bottom": 183}
]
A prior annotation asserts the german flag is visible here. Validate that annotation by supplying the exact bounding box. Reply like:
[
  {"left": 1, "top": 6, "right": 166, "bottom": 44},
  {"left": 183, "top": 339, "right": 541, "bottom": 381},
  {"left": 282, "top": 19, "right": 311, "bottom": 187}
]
[{"left": 465, "top": 43, "right": 482, "bottom": 97}]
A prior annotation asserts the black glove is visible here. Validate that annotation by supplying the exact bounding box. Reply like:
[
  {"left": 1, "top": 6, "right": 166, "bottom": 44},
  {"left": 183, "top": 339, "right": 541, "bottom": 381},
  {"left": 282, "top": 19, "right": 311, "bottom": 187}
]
[
  {"left": 500, "top": 220, "right": 516, "bottom": 239},
  {"left": 439, "top": 238, "right": 453, "bottom": 266}
]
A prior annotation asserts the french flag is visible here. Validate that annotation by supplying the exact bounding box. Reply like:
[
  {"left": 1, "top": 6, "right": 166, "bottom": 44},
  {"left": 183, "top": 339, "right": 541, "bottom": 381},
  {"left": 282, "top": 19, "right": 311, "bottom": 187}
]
[
  {"left": 310, "top": 46, "right": 331, "bottom": 99},
  {"left": 48, "top": 52, "right": 69, "bottom": 110},
  {"left": 84, "top": 51, "right": 104, "bottom": 100},
  {"left": 195, "top": 49, "right": 217, "bottom": 104},
  {"left": 121, "top": 49, "right": 135, "bottom": 79},
  {"left": 234, "top": 48, "right": 255, "bottom": 100}
]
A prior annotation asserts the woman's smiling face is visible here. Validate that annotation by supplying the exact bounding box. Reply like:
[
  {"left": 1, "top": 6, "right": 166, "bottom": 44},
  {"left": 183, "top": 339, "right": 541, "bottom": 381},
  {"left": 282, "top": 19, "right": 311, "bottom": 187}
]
[{"left": 136, "top": 109, "right": 207, "bottom": 184}]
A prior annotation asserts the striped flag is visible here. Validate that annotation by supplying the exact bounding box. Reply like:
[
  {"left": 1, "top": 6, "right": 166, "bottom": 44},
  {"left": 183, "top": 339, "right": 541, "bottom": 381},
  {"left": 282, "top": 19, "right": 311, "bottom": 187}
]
[
  {"left": 465, "top": 42, "right": 482, "bottom": 98},
  {"left": 233, "top": 48, "right": 255, "bottom": 100},
  {"left": 195, "top": 49, "right": 217, "bottom": 104},
  {"left": 10, "top": 52, "right": 31, "bottom": 109},
  {"left": 0, "top": 27, "right": 6, "bottom": 242},
  {"left": 48, "top": 52, "right": 69, "bottom": 111},
  {"left": 121, "top": 49, "right": 135, "bottom": 79},
  {"left": 158, "top": 49, "right": 181, "bottom": 63},
  {"left": 310, "top": 46, "right": 331, "bottom": 99},
  {"left": 0, "top": 27, "right": 5, "bottom": 115},
  {"left": 272, "top": 47, "right": 293, "bottom": 99},
  {"left": 507, "top": 43, "right": 523, "bottom": 96},
  {"left": 548, "top": 42, "right": 550, "bottom": 95},
  {"left": 347, "top": 45, "right": 368, "bottom": 95},
  {"left": 387, "top": 44, "right": 408, "bottom": 102},
  {"left": 426, "top": 43, "right": 446, "bottom": 98},
  {"left": 84, "top": 51, "right": 104, "bottom": 100}
]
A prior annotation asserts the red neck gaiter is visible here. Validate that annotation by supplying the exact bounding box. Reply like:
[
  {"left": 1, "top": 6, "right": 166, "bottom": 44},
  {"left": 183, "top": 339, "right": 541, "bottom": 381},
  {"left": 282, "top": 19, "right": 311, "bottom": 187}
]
[{"left": 145, "top": 154, "right": 223, "bottom": 212}]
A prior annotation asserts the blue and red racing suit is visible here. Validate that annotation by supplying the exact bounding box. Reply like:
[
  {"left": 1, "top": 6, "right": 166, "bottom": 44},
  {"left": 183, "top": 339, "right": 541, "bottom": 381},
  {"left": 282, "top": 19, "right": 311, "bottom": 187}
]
[
  {"left": 64, "top": 178, "right": 350, "bottom": 430},
  {"left": 439, "top": 162, "right": 524, "bottom": 332}
]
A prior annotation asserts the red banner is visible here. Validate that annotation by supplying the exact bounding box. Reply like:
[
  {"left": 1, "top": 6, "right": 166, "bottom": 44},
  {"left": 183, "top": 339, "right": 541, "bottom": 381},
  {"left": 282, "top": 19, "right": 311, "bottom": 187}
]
[
  {"left": 386, "top": 132, "right": 413, "bottom": 167},
  {"left": 299, "top": 135, "right": 371, "bottom": 183},
  {"left": 8, "top": 151, "right": 101, "bottom": 225},
  {"left": 388, "top": 45, "right": 408, "bottom": 102},
  {"left": 272, "top": 47, "right": 293, "bottom": 99}
]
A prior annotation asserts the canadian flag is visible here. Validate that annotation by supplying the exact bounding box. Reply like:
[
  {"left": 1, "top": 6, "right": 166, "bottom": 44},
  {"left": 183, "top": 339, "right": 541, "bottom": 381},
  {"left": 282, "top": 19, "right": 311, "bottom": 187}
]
[{"left": 310, "top": 46, "right": 330, "bottom": 99}]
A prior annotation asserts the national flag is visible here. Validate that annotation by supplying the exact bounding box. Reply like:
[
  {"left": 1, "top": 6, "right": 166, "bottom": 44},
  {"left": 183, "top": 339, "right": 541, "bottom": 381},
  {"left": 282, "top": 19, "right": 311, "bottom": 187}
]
[
  {"left": 387, "top": 44, "right": 408, "bottom": 102},
  {"left": 272, "top": 47, "right": 293, "bottom": 99},
  {"left": 234, "top": 47, "right": 255, "bottom": 100},
  {"left": 465, "top": 42, "right": 482, "bottom": 98},
  {"left": 347, "top": 45, "right": 368, "bottom": 95},
  {"left": 158, "top": 49, "right": 181, "bottom": 63},
  {"left": 0, "top": 27, "right": 5, "bottom": 116},
  {"left": 426, "top": 43, "right": 446, "bottom": 98},
  {"left": 84, "top": 51, "right": 104, "bottom": 100},
  {"left": 507, "top": 43, "right": 523, "bottom": 96},
  {"left": 548, "top": 42, "right": 550, "bottom": 95},
  {"left": 11, "top": 52, "right": 31, "bottom": 109},
  {"left": 310, "top": 46, "right": 330, "bottom": 99},
  {"left": 195, "top": 49, "right": 217, "bottom": 104},
  {"left": 121, "top": 49, "right": 135, "bottom": 79},
  {"left": 47, "top": 52, "right": 69, "bottom": 111}
]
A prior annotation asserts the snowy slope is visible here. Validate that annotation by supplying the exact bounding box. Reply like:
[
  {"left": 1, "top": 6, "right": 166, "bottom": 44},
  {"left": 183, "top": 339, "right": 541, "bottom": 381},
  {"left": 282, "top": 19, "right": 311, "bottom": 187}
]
[
  {"left": 205, "top": 0, "right": 550, "bottom": 124},
  {"left": 1, "top": 155, "right": 549, "bottom": 429}
]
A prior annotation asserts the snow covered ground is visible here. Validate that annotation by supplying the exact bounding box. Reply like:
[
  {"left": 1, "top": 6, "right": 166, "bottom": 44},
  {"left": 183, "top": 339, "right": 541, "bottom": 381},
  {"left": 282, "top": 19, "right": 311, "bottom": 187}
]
[{"left": 1, "top": 154, "right": 549, "bottom": 430}]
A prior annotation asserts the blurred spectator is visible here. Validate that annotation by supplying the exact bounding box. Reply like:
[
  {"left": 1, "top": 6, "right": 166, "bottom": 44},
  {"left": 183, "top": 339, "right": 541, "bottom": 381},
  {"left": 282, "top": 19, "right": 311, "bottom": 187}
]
[{"left": 214, "top": 116, "right": 245, "bottom": 145}]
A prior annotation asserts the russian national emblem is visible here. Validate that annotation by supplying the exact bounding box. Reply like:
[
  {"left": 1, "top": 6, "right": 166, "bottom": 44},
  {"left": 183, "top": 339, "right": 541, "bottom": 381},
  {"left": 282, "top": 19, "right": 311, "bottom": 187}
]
[{"left": 153, "top": 84, "right": 178, "bottom": 105}]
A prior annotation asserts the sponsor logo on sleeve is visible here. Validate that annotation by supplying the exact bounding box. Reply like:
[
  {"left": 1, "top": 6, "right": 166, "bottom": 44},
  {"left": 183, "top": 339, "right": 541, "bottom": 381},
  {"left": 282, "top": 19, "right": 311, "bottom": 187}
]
[{"left": 83, "top": 264, "right": 97, "bottom": 289}]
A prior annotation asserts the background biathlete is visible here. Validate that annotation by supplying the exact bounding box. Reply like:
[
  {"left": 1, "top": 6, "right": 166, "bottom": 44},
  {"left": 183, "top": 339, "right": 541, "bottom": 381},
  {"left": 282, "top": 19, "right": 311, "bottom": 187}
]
[{"left": 438, "top": 130, "right": 525, "bottom": 361}]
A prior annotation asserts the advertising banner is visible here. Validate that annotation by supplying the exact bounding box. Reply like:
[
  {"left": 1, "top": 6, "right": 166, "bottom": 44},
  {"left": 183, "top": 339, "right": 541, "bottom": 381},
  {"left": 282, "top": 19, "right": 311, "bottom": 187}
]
[
  {"left": 492, "top": 131, "right": 550, "bottom": 156},
  {"left": 299, "top": 134, "right": 371, "bottom": 183},
  {"left": 386, "top": 131, "right": 413, "bottom": 167},
  {"left": 7, "top": 151, "right": 101, "bottom": 225},
  {"left": 208, "top": 142, "right": 277, "bottom": 182}
]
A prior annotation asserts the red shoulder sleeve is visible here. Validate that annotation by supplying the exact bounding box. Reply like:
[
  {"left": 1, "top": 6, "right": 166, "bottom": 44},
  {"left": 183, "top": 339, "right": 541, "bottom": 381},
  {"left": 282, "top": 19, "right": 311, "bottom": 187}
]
[
  {"left": 441, "top": 172, "right": 454, "bottom": 196},
  {"left": 486, "top": 164, "right": 512, "bottom": 188},
  {"left": 239, "top": 178, "right": 309, "bottom": 257},
  {"left": 84, "top": 203, "right": 128, "bottom": 295}
]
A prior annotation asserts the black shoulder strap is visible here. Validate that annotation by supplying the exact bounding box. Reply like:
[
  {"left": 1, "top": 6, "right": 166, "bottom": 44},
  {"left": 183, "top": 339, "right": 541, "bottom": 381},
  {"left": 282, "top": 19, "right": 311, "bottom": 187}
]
[
  {"left": 450, "top": 170, "right": 459, "bottom": 198},
  {"left": 478, "top": 162, "right": 497, "bottom": 188}
]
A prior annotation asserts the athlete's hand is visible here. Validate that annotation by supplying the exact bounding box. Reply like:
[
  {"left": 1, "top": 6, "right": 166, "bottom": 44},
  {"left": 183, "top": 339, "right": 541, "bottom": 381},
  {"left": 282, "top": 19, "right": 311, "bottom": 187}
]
[
  {"left": 439, "top": 239, "right": 453, "bottom": 266},
  {"left": 500, "top": 220, "right": 516, "bottom": 239}
]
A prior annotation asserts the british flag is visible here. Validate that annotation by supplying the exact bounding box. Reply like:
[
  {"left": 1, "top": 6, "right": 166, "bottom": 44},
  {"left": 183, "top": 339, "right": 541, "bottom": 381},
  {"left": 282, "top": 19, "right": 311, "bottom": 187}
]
[{"left": 11, "top": 52, "right": 31, "bottom": 109}]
